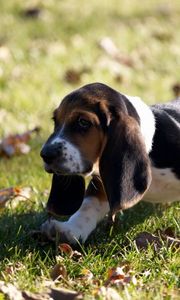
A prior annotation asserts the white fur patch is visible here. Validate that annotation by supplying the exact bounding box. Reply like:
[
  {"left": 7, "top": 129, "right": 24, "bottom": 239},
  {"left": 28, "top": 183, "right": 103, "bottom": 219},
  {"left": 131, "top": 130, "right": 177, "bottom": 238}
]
[
  {"left": 144, "top": 167, "right": 180, "bottom": 203},
  {"left": 41, "top": 197, "right": 109, "bottom": 243},
  {"left": 50, "top": 135, "right": 84, "bottom": 173},
  {"left": 125, "top": 95, "right": 156, "bottom": 153}
]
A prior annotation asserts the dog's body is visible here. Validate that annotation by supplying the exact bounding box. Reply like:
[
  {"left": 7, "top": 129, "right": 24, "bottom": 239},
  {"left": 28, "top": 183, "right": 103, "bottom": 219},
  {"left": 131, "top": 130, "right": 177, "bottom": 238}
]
[{"left": 40, "top": 83, "right": 180, "bottom": 244}]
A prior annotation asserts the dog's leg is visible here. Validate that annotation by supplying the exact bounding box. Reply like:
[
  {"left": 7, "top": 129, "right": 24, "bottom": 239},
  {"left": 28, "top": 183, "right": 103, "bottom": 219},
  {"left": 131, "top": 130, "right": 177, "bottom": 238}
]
[{"left": 41, "top": 176, "right": 109, "bottom": 244}]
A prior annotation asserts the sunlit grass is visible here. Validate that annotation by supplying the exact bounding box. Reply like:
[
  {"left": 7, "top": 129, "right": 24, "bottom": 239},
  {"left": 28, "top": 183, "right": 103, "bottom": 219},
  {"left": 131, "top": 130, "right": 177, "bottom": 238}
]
[{"left": 0, "top": 0, "right": 179, "bottom": 298}]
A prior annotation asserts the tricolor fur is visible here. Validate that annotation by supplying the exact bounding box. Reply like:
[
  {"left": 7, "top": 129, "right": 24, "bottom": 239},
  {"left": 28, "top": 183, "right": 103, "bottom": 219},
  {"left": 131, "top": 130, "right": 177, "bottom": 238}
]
[{"left": 40, "top": 83, "right": 180, "bottom": 244}]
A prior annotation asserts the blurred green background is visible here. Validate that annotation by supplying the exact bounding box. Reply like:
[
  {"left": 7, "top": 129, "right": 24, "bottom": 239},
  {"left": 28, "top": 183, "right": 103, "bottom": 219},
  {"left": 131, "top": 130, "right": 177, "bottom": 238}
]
[
  {"left": 0, "top": 1, "right": 179, "bottom": 296},
  {"left": 0, "top": 0, "right": 179, "bottom": 137}
]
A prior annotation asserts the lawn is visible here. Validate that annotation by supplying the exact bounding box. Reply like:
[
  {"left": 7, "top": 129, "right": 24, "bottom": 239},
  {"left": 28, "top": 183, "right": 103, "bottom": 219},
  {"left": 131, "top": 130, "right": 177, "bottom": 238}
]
[{"left": 0, "top": 0, "right": 180, "bottom": 299}]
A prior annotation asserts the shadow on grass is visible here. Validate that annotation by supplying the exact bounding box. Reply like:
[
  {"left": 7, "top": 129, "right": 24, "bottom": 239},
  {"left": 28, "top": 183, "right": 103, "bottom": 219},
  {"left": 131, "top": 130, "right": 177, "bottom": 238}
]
[
  {"left": 0, "top": 210, "right": 56, "bottom": 261},
  {"left": 87, "top": 201, "right": 162, "bottom": 248},
  {"left": 0, "top": 201, "right": 161, "bottom": 261}
]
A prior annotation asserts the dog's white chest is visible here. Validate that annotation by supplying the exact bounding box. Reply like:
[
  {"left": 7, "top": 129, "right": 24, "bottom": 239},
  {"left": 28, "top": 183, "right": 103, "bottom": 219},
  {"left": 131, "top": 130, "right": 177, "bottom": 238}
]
[{"left": 144, "top": 167, "right": 180, "bottom": 203}]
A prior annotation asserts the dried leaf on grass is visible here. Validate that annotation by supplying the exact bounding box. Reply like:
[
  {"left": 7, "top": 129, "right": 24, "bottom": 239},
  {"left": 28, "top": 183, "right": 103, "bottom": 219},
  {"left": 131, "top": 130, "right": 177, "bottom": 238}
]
[
  {"left": 172, "top": 83, "right": 180, "bottom": 98},
  {"left": 21, "top": 7, "right": 42, "bottom": 19},
  {"left": 3, "top": 262, "right": 25, "bottom": 278},
  {"left": 0, "top": 127, "right": 40, "bottom": 158},
  {"left": 58, "top": 243, "right": 82, "bottom": 260},
  {"left": 50, "top": 263, "right": 67, "bottom": 281},
  {"left": 64, "top": 67, "right": 91, "bottom": 84},
  {"left": 0, "top": 281, "right": 82, "bottom": 300},
  {"left": 0, "top": 186, "right": 32, "bottom": 209},
  {"left": 99, "top": 37, "right": 134, "bottom": 67},
  {"left": 105, "top": 264, "right": 137, "bottom": 287},
  {"left": 135, "top": 230, "right": 180, "bottom": 251}
]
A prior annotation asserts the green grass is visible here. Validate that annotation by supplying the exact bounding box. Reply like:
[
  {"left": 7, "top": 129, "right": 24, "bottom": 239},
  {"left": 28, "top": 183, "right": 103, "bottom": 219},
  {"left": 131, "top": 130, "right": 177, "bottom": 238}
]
[{"left": 0, "top": 0, "right": 180, "bottom": 299}]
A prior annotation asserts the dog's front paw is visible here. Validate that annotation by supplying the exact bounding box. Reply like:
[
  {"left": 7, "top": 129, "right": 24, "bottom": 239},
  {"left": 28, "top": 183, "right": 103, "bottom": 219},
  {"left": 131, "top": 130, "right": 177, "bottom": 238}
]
[{"left": 40, "top": 219, "right": 79, "bottom": 244}]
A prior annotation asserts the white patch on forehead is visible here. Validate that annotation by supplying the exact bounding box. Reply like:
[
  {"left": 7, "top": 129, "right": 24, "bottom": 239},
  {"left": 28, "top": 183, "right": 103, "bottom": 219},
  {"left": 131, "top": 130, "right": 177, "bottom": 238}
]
[
  {"left": 144, "top": 166, "right": 180, "bottom": 203},
  {"left": 125, "top": 95, "right": 156, "bottom": 153}
]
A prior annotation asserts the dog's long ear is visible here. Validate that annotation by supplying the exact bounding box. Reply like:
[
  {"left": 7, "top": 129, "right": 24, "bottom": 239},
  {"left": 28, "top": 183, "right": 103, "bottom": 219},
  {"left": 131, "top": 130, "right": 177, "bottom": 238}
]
[
  {"left": 99, "top": 112, "right": 152, "bottom": 214},
  {"left": 47, "top": 174, "right": 85, "bottom": 216}
]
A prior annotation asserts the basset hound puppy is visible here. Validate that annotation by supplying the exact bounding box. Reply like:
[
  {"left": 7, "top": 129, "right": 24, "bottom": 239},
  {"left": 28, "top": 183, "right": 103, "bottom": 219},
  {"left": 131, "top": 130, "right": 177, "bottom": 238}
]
[{"left": 40, "top": 83, "right": 180, "bottom": 244}]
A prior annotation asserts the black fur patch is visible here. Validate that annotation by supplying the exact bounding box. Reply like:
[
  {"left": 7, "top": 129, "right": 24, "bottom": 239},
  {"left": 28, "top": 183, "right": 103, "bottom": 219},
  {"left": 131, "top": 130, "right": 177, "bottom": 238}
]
[{"left": 150, "top": 99, "right": 180, "bottom": 179}]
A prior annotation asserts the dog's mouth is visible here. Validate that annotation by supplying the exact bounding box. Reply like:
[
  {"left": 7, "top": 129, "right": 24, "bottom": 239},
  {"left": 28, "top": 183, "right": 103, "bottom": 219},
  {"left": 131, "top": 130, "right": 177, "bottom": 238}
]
[{"left": 44, "top": 161, "right": 93, "bottom": 177}]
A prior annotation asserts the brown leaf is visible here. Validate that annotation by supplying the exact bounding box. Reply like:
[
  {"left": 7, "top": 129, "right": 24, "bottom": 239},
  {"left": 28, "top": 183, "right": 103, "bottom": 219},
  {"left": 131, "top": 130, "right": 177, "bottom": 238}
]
[
  {"left": 22, "top": 7, "right": 41, "bottom": 19},
  {"left": 3, "top": 262, "right": 25, "bottom": 277},
  {"left": 135, "top": 231, "right": 161, "bottom": 250},
  {"left": 64, "top": 67, "right": 91, "bottom": 84},
  {"left": 58, "top": 243, "right": 73, "bottom": 257},
  {"left": 0, "top": 186, "right": 32, "bottom": 209},
  {"left": 0, "top": 127, "right": 40, "bottom": 158},
  {"left": 0, "top": 187, "right": 22, "bottom": 209},
  {"left": 72, "top": 250, "right": 83, "bottom": 261},
  {"left": 50, "top": 264, "right": 67, "bottom": 281},
  {"left": 135, "top": 230, "right": 180, "bottom": 251},
  {"left": 105, "top": 264, "right": 136, "bottom": 287},
  {"left": 172, "top": 83, "right": 180, "bottom": 98},
  {"left": 58, "top": 243, "right": 82, "bottom": 260},
  {"left": 64, "top": 69, "right": 81, "bottom": 84}
]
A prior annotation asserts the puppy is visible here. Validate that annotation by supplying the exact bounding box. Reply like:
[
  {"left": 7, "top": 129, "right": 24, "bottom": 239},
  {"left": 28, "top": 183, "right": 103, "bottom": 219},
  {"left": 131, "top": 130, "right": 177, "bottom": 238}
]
[{"left": 40, "top": 83, "right": 180, "bottom": 244}]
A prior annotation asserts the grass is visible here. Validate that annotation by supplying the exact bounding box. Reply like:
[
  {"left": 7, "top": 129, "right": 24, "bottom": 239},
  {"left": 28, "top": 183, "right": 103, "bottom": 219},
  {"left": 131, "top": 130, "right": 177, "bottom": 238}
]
[{"left": 0, "top": 0, "right": 180, "bottom": 298}]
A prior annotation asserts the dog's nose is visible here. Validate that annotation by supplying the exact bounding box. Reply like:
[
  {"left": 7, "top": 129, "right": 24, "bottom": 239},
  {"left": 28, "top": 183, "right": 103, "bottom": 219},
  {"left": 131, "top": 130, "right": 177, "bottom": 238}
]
[{"left": 40, "top": 145, "right": 59, "bottom": 164}]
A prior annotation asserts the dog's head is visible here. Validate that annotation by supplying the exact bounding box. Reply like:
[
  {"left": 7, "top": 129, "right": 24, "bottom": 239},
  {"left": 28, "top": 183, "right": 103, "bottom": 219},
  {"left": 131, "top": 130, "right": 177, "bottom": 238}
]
[{"left": 41, "top": 83, "right": 152, "bottom": 215}]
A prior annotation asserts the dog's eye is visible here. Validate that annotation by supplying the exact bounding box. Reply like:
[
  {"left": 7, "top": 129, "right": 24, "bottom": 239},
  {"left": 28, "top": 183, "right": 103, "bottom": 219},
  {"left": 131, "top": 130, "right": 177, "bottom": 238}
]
[{"left": 78, "top": 117, "right": 92, "bottom": 129}]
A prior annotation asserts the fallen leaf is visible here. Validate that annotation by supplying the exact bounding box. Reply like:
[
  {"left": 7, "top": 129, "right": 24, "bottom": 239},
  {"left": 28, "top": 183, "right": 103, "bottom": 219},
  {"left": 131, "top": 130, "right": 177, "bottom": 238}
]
[
  {"left": 64, "top": 67, "right": 91, "bottom": 84},
  {"left": 0, "top": 186, "right": 32, "bottom": 209},
  {"left": 21, "top": 7, "right": 41, "bottom": 19},
  {"left": 135, "top": 231, "right": 161, "bottom": 250},
  {"left": 58, "top": 243, "right": 73, "bottom": 257},
  {"left": 50, "top": 263, "right": 67, "bottom": 281},
  {"left": 64, "top": 69, "right": 81, "bottom": 84},
  {"left": 72, "top": 250, "right": 83, "bottom": 261},
  {"left": 105, "top": 264, "right": 136, "bottom": 287},
  {"left": 58, "top": 243, "right": 82, "bottom": 260},
  {"left": 134, "top": 230, "right": 180, "bottom": 251},
  {"left": 172, "top": 83, "right": 180, "bottom": 98},
  {"left": 0, "top": 127, "right": 40, "bottom": 158}
]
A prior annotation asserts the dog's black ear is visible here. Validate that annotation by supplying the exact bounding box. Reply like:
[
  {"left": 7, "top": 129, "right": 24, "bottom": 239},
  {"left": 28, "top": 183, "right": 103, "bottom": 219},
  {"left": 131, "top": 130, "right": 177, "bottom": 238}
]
[
  {"left": 99, "top": 112, "right": 152, "bottom": 214},
  {"left": 47, "top": 174, "right": 85, "bottom": 216}
]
